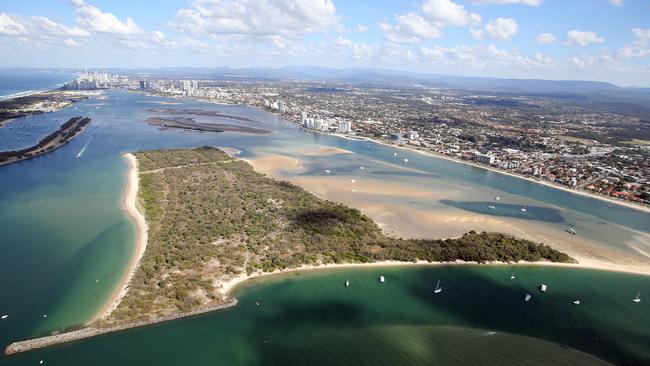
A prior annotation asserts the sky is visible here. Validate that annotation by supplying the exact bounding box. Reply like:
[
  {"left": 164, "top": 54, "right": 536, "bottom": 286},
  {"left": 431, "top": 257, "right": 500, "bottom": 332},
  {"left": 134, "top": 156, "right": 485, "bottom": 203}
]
[{"left": 1, "top": 0, "right": 649, "bottom": 86}]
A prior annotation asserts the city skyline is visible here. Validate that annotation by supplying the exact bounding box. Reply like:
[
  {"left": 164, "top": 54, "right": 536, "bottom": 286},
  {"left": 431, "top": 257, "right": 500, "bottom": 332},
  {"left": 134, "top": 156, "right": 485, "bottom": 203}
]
[{"left": 1, "top": 0, "right": 650, "bottom": 86}]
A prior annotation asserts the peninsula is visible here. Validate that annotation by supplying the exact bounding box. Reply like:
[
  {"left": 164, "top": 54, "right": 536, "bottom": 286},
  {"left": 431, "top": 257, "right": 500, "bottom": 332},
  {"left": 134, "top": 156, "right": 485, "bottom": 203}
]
[
  {"left": 4, "top": 146, "right": 572, "bottom": 355},
  {"left": 0, "top": 116, "right": 91, "bottom": 166},
  {"left": 0, "top": 90, "right": 91, "bottom": 127}
]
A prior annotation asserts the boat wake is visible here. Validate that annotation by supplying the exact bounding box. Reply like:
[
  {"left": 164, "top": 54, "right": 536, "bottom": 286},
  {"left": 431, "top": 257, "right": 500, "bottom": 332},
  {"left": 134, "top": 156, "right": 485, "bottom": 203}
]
[{"left": 76, "top": 137, "right": 92, "bottom": 158}]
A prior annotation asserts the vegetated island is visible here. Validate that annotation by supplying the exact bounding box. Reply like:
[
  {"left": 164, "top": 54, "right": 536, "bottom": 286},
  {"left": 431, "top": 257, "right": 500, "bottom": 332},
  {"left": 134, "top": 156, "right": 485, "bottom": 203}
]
[
  {"left": 148, "top": 108, "right": 262, "bottom": 123},
  {"left": 4, "top": 146, "right": 572, "bottom": 355},
  {"left": 0, "top": 117, "right": 91, "bottom": 166},
  {"left": 146, "top": 116, "right": 271, "bottom": 135},
  {"left": 0, "top": 90, "right": 91, "bottom": 126}
]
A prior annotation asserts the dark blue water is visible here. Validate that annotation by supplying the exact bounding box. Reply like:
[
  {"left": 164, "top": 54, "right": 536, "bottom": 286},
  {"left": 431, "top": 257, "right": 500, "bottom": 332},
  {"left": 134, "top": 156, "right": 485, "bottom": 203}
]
[{"left": 0, "top": 69, "right": 75, "bottom": 100}]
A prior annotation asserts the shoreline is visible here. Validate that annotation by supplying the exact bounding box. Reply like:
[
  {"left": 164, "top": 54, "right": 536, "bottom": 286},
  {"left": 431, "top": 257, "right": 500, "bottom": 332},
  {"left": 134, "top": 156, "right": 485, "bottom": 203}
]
[
  {"left": 220, "top": 256, "right": 650, "bottom": 298},
  {"left": 88, "top": 153, "right": 148, "bottom": 324},
  {"left": 333, "top": 133, "right": 650, "bottom": 214}
]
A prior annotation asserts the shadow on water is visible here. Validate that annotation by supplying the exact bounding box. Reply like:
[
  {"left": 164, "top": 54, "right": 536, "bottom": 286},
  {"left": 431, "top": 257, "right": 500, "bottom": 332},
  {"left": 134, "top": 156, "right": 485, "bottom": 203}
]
[
  {"left": 403, "top": 268, "right": 649, "bottom": 366},
  {"left": 440, "top": 200, "right": 565, "bottom": 223}
]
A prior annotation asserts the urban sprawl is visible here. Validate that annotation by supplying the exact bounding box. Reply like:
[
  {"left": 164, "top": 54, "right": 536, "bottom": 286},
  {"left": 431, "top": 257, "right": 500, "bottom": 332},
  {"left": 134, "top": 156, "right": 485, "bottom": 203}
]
[{"left": 64, "top": 72, "right": 650, "bottom": 206}]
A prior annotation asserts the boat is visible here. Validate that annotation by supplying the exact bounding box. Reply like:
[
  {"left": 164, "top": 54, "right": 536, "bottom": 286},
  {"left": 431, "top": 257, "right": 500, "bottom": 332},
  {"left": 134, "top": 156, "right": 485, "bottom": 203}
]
[
  {"left": 324, "top": 169, "right": 331, "bottom": 174},
  {"left": 256, "top": 301, "right": 260, "bottom": 306},
  {"left": 350, "top": 179, "right": 356, "bottom": 183},
  {"left": 520, "top": 207, "right": 528, "bottom": 212},
  {"left": 566, "top": 228, "right": 577, "bottom": 235},
  {"left": 393, "top": 152, "right": 397, "bottom": 156},
  {"left": 510, "top": 273, "right": 515, "bottom": 279},
  {"left": 359, "top": 166, "right": 365, "bottom": 170},
  {"left": 345, "top": 280, "right": 350, "bottom": 287},
  {"left": 540, "top": 284, "right": 547, "bottom": 292},
  {"left": 524, "top": 294, "right": 531, "bottom": 302},
  {"left": 433, "top": 280, "right": 443, "bottom": 294},
  {"left": 403, "top": 158, "right": 408, "bottom": 163},
  {"left": 1, "top": 315, "right": 7, "bottom": 319},
  {"left": 495, "top": 196, "right": 501, "bottom": 201},
  {"left": 487, "top": 205, "right": 496, "bottom": 210},
  {"left": 573, "top": 300, "right": 581, "bottom": 305},
  {"left": 633, "top": 292, "right": 641, "bottom": 303},
  {"left": 43, "top": 314, "right": 47, "bottom": 318},
  {"left": 379, "top": 275, "right": 385, "bottom": 283}
]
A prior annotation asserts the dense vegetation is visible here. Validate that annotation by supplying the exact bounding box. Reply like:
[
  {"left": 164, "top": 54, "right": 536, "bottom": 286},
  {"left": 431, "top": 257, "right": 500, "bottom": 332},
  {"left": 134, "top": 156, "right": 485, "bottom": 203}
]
[{"left": 109, "top": 147, "right": 572, "bottom": 324}]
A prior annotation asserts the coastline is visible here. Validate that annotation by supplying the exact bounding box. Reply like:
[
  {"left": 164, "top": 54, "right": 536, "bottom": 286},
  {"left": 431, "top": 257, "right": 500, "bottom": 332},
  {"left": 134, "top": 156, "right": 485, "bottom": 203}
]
[
  {"left": 220, "top": 256, "right": 650, "bottom": 298},
  {"left": 88, "top": 153, "right": 148, "bottom": 324},
  {"left": 334, "top": 133, "right": 650, "bottom": 214}
]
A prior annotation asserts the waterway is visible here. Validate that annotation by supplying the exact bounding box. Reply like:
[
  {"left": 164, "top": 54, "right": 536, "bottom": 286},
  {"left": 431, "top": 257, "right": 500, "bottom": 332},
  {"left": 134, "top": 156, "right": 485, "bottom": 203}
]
[{"left": 0, "top": 89, "right": 649, "bottom": 365}]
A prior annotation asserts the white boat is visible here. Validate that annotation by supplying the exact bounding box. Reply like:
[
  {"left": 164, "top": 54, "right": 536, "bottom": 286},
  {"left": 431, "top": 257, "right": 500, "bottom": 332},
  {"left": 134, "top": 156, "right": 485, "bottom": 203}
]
[
  {"left": 403, "top": 158, "right": 408, "bottom": 163},
  {"left": 256, "top": 301, "right": 260, "bottom": 306},
  {"left": 393, "top": 152, "right": 397, "bottom": 156},
  {"left": 433, "top": 280, "right": 443, "bottom": 294},
  {"left": 359, "top": 166, "right": 365, "bottom": 170},
  {"left": 379, "top": 275, "right": 385, "bottom": 283},
  {"left": 1, "top": 315, "right": 7, "bottom": 319},
  {"left": 633, "top": 292, "right": 641, "bottom": 303},
  {"left": 350, "top": 179, "right": 356, "bottom": 183},
  {"left": 345, "top": 280, "right": 350, "bottom": 287},
  {"left": 520, "top": 207, "right": 527, "bottom": 212},
  {"left": 510, "top": 273, "right": 515, "bottom": 279},
  {"left": 324, "top": 169, "right": 331, "bottom": 174},
  {"left": 540, "top": 284, "right": 547, "bottom": 292},
  {"left": 487, "top": 205, "right": 496, "bottom": 210},
  {"left": 566, "top": 228, "right": 577, "bottom": 235},
  {"left": 43, "top": 314, "right": 47, "bottom": 318},
  {"left": 524, "top": 294, "right": 531, "bottom": 302},
  {"left": 573, "top": 300, "right": 581, "bottom": 305}
]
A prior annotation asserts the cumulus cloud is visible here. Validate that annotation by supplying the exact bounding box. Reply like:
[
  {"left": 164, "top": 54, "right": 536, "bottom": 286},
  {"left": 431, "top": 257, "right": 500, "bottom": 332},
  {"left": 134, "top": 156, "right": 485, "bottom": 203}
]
[
  {"left": 565, "top": 30, "right": 605, "bottom": 46},
  {"left": 536, "top": 32, "right": 555, "bottom": 44},
  {"left": 472, "top": 17, "right": 518, "bottom": 41},
  {"left": 64, "top": 38, "right": 79, "bottom": 46},
  {"left": 380, "top": 0, "right": 480, "bottom": 43},
  {"left": 75, "top": 4, "right": 143, "bottom": 35},
  {"left": 356, "top": 24, "right": 369, "bottom": 33},
  {"left": 0, "top": 12, "right": 27, "bottom": 36},
  {"left": 617, "top": 28, "right": 650, "bottom": 59},
  {"left": 172, "top": 0, "right": 341, "bottom": 38},
  {"left": 472, "top": 0, "right": 541, "bottom": 5}
]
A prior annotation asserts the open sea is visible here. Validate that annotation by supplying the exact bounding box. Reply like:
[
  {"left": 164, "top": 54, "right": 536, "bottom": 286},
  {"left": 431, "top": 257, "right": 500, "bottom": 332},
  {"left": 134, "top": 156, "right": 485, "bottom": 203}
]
[
  {"left": 0, "top": 86, "right": 649, "bottom": 365},
  {"left": 0, "top": 69, "right": 75, "bottom": 100}
]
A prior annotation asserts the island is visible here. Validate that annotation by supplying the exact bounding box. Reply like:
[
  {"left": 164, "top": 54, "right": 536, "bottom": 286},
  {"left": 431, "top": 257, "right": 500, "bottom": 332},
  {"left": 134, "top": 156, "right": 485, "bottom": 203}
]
[
  {"left": 0, "top": 116, "right": 91, "bottom": 166},
  {"left": 146, "top": 116, "right": 271, "bottom": 135},
  {"left": 4, "top": 146, "right": 572, "bottom": 355},
  {"left": 0, "top": 90, "right": 91, "bottom": 127},
  {"left": 148, "top": 108, "right": 262, "bottom": 123}
]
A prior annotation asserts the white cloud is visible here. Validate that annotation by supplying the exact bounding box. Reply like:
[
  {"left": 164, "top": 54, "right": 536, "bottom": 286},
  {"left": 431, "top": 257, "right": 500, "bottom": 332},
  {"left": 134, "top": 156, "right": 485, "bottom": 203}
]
[
  {"left": 421, "top": 0, "right": 481, "bottom": 27},
  {"left": 380, "top": 13, "right": 442, "bottom": 43},
  {"left": 472, "top": 0, "right": 541, "bottom": 5},
  {"left": 31, "top": 16, "right": 90, "bottom": 37},
  {"left": 70, "top": 0, "right": 87, "bottom": 6},
  {"left": 472, "top": 18, "right": 518, "bottom": 41},
  {"left": 565, "top": 30, "right": 605, "bottom": 46},
  {"left": 356, "top": 24, "right": 369, "bottom": 33},
  {"left": 616, "top": 28, "right": 650, "bottom": 59},
  {"left": 380, "top": 0, "right": 480, "bottom": 43},
  {"left": 75, "top": 4, "right": 143, "bottom": 35},
  {"left": 0, "top": 12, "right": 27, "bottom": 36},
  {"left": 536, "top": 32, "right": 555, "bottom": 44},
  {"left": 172, "top": 0, "right": 341, "bottom": 38},
  {"left": 64, "top": 38, "right": 79, "bottom": 46},
  {"left": 609, "top": 0, "right": 624, "bottom": 7}
]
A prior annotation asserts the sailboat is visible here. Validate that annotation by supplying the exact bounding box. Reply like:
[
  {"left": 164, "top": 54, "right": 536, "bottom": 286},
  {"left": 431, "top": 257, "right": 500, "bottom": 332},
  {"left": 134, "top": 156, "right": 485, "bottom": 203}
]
[
  {"left": 403, "top": 158, "right": 408, "bottom": 163},
  {"left": 434, "top": 280, "right": 443, "bottom": 294},
  {"left": 510, "top": 273, "right": 515, "bottom": 279},
  {"left": 524, "top": 294, "right": 531, "bottom": 302},
  {"left": 379, "top": 275, "right": 385, "bottom": 283},
  {"left": 633, "top": 292, "right": 641, "bottom": 303},
  {"left": 345, "top": 279, "right": 350, "bottom": 287}
]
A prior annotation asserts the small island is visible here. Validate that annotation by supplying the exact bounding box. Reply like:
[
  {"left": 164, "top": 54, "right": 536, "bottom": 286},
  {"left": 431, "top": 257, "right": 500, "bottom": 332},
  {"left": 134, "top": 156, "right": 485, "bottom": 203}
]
[
  {"left": 148, "top": 108, "right": 262, "bottom": 123},
  {"left": 0, "top": 90, "right": 91, "bottom": 127},
  {"left": 4, "top": 147, "right": 572, "bottom": 355},
  {"left": 0, "top": 116, "right": 91, "bottom": 166},
  {"left": 146, "top": 116, "right": 271, "bottom": 135}
]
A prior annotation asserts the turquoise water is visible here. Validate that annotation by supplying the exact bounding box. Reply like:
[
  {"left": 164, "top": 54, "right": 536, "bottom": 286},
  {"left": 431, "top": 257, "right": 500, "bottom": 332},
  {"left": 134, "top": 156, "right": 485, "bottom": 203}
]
[
  {"left": 1, "top": 90, "right": 649, "bottom": 365},
  {"left": 3, "top": 266, "right": 649, "bottom": 365}
]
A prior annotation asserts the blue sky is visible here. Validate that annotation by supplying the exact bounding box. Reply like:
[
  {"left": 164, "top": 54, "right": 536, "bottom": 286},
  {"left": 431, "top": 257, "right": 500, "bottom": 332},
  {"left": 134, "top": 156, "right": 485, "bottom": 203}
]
[{"left": 1, "top": 0, "right": 649, "bottom": 86}]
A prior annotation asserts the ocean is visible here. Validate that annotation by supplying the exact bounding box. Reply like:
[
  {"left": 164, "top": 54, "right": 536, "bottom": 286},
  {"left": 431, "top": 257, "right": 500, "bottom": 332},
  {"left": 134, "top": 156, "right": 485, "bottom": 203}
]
[{"left": 0, "top": 69, "right": 76, "bottom": 100}]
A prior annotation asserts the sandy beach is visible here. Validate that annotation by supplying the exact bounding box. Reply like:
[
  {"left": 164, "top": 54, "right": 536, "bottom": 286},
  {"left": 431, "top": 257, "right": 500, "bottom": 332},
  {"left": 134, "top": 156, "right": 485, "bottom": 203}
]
[
  {"left": 220, "top": 255, "right": 650, "bottom": 298},
  {"left": 90, "top": 153, "right": 148, "bottom": 324}
]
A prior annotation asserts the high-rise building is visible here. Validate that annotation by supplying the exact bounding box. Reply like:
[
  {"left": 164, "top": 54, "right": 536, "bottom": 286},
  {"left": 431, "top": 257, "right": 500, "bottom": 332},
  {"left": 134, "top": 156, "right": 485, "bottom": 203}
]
[
  {"left": 300, "top": 111, "right": 307, "bottom": 125},
  {"left": 338, "top": 121, "right": 352, "bottom": 133},
  {"left": 278, "top": 101, "right": 286, "bottom": 113}
]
